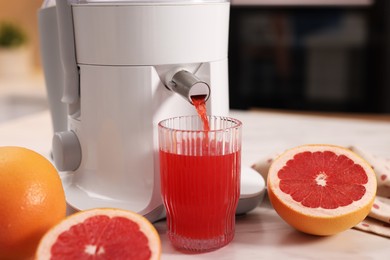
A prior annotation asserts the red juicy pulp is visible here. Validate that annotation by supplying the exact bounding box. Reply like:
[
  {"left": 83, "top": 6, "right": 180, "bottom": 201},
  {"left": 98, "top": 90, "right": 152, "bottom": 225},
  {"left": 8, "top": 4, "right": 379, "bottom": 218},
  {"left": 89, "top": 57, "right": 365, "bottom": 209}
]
[
  {"left": 159, "top": 149, "right": 241, "bottom": 239},
  {"left": 191, "top": 95, "right": 210, "bottom": 131},
  {"left": 278, "top": 151, "right": 368, "bottom": 209},
  {"left": 50, "top": 215, "right": 151, "bottom": 260}
]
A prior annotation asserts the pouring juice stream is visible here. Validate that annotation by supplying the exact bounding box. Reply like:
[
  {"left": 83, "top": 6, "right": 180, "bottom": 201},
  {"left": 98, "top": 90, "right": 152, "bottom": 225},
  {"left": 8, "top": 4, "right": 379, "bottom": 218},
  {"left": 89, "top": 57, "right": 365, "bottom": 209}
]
[{"left": 191, "top": 95, "right": 210, "bottom": 131}]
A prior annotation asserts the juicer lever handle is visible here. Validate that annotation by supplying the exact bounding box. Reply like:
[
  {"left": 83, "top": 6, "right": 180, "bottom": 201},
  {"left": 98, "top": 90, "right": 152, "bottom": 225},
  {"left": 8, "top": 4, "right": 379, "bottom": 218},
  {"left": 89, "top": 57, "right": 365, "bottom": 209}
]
[
  {"left": 167, "top": 70, "right": 210, "bottom": 104},
  {"left": 56, "top": 0, "right": 79, "bottom": 105}
]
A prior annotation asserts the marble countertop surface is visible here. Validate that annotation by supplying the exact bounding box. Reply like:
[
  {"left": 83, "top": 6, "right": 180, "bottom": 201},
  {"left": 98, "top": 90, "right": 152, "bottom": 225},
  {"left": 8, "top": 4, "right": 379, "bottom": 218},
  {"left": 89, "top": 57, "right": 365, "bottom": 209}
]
[{"left": 0, "top": 109, "right": 389, "bottom": 259}]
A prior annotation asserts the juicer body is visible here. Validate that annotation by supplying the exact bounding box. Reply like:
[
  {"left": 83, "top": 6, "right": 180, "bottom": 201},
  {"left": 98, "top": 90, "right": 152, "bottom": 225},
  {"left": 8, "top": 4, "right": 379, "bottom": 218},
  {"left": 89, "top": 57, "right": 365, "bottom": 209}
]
[{"left": 39, "top": 0, "right": 230, "bottom": 221}]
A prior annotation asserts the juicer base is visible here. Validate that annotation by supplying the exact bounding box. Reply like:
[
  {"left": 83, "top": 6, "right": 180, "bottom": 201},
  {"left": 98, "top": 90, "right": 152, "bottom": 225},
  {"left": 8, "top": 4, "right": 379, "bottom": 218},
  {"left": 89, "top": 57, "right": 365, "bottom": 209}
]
[{"left": 61, "top": 166, "right": 266, "bottom": 222}]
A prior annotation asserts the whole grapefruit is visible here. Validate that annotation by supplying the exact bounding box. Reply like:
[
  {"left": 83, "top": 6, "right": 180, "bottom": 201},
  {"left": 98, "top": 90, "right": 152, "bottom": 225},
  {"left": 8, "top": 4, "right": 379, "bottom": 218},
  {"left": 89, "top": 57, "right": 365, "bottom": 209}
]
[{"left": 0, "top": 146, "right": 66, "bottom": 259}]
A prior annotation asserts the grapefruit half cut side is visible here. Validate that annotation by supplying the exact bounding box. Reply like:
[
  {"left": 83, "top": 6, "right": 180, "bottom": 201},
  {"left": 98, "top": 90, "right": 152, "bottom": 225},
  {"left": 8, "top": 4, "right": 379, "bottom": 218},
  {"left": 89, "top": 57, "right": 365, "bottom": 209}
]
[
  {"left": 267, "top": 144, "right": 377, "bottom": 236},
  {"left": 35, "top": 208, "right": 161, "bottom": 260}
]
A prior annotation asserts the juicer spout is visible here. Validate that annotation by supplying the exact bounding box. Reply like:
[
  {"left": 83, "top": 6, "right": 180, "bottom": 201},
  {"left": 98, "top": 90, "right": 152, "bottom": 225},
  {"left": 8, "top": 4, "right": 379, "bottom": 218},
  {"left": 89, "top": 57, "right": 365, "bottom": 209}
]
[{"left": 166, "top": 70, "right": 210, "bottom": 104}]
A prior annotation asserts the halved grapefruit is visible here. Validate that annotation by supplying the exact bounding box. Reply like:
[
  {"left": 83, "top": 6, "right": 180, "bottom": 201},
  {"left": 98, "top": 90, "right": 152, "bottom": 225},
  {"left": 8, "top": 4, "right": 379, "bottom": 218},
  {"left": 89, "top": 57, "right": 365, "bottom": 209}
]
[
  {"left": 267, "top": 144, "right": 377, "bottom": 236},
  {"left": 35, "top": 208, "right": 161, "bottom": 260}
]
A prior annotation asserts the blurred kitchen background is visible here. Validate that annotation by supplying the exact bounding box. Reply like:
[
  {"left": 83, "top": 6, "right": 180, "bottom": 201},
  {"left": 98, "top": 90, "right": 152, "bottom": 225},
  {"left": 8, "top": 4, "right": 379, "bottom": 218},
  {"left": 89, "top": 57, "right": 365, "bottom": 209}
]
[
  {"left": 0, "top": 0, "right": 47, "bottom": 122},
  {"left": 1, "top": 0, "right": 390, "bottom": 123},
  {"left": 229, "top": 0, "right": 390, "bottom": 113}
]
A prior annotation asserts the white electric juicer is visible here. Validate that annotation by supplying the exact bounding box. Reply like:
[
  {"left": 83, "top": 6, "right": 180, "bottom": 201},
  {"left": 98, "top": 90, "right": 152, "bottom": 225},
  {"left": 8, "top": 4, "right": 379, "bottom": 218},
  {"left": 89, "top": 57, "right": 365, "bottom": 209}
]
[{"left": 38, "top": 0, "right": 264, "bottom": 222}]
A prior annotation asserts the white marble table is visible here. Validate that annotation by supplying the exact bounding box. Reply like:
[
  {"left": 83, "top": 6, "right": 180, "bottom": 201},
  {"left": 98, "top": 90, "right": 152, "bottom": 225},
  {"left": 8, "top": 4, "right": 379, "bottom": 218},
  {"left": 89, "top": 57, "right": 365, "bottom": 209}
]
[{"left": 0, "top": 110, "right": 389, "bottom": 259}]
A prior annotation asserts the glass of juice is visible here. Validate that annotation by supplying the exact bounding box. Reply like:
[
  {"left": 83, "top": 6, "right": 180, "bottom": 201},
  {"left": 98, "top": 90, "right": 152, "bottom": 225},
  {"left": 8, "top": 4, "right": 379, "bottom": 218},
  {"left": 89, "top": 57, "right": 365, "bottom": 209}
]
[{"left": 158, "top": 115, "right": 242, "bottom": 252}]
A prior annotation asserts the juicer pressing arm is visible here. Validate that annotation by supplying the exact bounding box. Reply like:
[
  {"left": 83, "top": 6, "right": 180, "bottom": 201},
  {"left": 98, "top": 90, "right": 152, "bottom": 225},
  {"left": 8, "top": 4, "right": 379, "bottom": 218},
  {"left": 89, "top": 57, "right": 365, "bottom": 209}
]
[
  {"left": 56, "top": 0, "right": 79, "bottom": 106},
  {"left": 38, "top": 4, "right": 68, "bottom": 134},
  {"left": 166, "top": 70, "right": 210, "bottom": 104}
]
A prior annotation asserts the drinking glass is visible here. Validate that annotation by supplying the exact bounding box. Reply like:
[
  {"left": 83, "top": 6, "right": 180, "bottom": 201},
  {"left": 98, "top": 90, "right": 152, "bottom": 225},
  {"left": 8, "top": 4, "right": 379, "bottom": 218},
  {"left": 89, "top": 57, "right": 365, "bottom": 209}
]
[{"left": 158, "top": 115, "right": 242, "bottom": 252}]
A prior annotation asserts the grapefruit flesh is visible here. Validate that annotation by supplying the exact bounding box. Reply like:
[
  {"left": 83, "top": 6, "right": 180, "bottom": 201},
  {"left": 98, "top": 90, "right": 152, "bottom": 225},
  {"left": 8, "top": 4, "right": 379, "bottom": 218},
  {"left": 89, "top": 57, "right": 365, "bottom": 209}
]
[
  {"left": 267, "top": 144, "right": 377, "bottom": 236},
  {"left": 36, "top": 208, "right": 161, "bottom": 260}
]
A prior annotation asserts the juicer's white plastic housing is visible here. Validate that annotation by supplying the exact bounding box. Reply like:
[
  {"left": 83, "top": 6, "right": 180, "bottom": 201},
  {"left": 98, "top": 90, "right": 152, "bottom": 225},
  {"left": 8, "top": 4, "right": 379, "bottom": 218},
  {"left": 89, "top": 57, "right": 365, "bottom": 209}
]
[
  {"left": 39, "top": 0, "right": 264, "bottom": 222},
  {"left": 41, "top": 0, "right": 231, "bottom": 221}
]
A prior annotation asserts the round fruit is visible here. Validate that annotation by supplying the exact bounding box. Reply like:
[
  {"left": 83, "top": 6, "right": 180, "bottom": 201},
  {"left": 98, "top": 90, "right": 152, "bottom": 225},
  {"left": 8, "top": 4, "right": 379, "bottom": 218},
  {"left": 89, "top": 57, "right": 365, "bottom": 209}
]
[
  {"left": 36, "top": 208, "right": 161, "bottom": 260},
  {"left": 267, "top": 144, "right": 377, "bottom": 236},
  {"left": 0, "top": 146, "right": 66, "bottom": 259}
]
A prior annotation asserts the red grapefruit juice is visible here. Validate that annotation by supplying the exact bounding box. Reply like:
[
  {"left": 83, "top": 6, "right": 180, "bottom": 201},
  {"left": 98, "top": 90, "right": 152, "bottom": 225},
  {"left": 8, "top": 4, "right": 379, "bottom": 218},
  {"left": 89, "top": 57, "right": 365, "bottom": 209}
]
[
  {"left": 191, "top": 95, "right": 210, "bottom": 131},
  {"left": 159, "top": 145, "right": 241, "bottom": 247}
]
